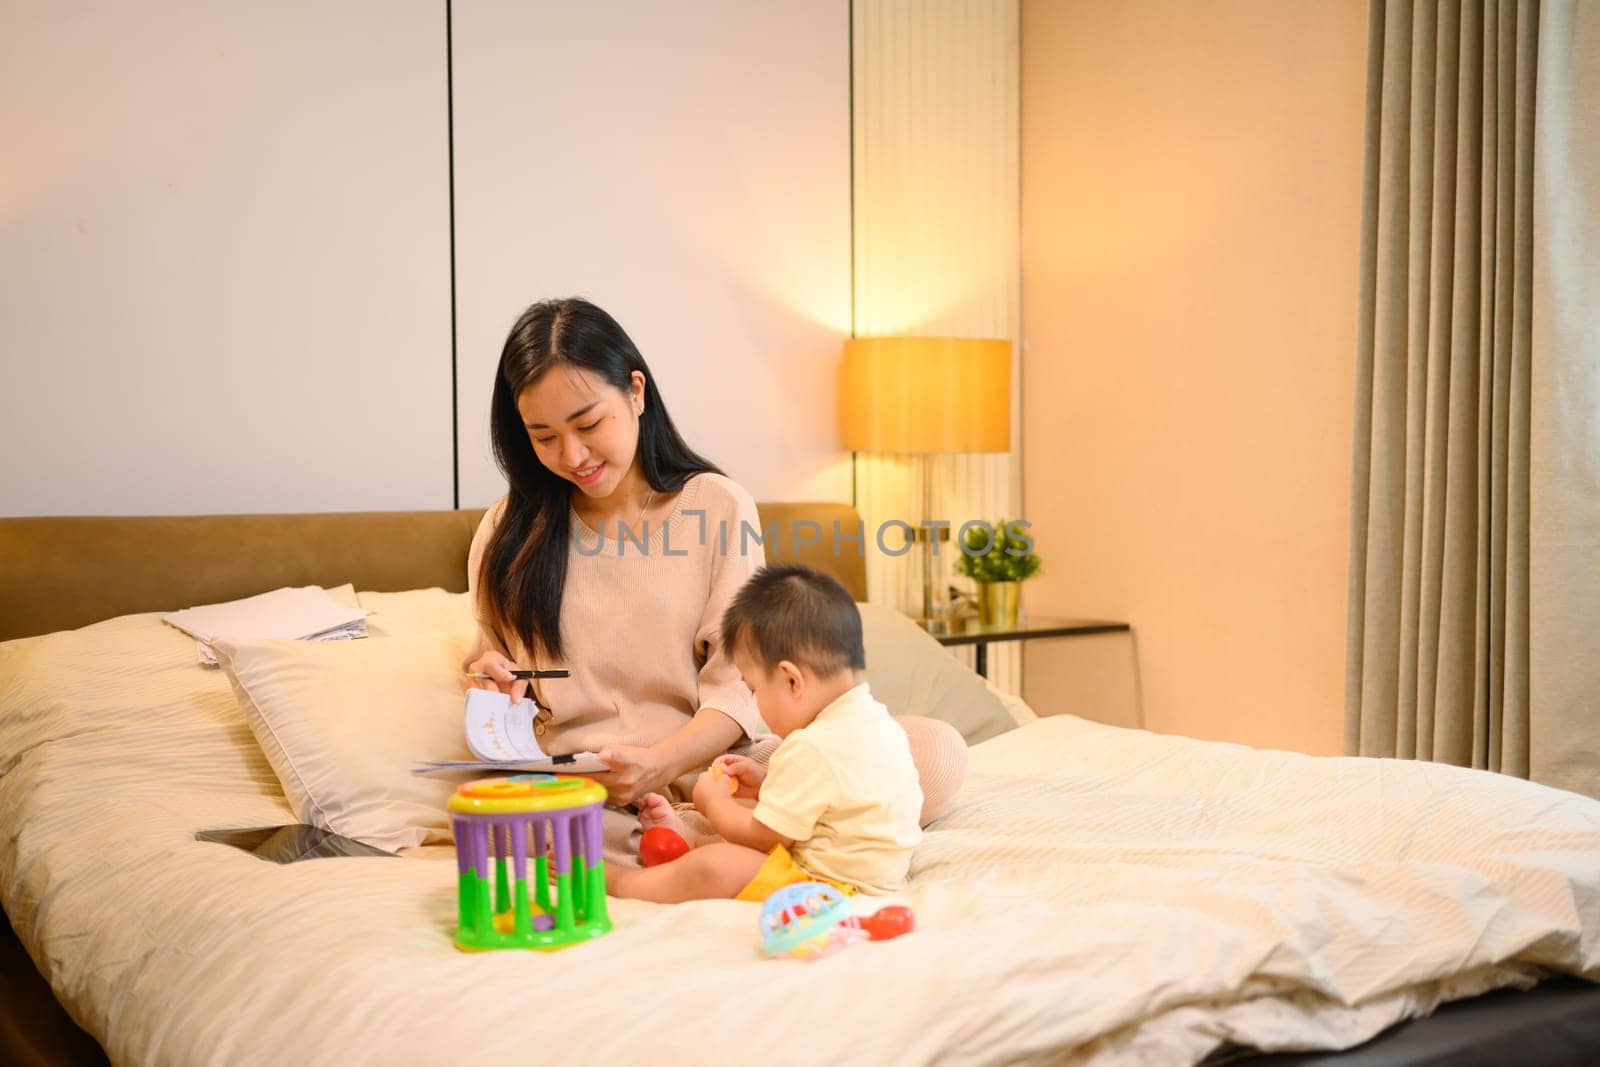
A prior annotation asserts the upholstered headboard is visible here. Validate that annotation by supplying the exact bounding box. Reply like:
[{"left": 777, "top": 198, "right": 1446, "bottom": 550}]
[{"left": 0, "top": 502, "right": 868, "bottom": 642}]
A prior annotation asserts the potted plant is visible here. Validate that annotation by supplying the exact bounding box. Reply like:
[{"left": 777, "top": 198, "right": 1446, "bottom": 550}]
[{"left": 953, "top": 519, "right": 1041, "bottom": 628}]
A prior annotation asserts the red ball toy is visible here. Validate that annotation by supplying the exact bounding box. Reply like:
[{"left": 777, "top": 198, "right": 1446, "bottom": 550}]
[
  {"left": 638, "top": 826, "right": 690, "bottom": 867},
  {"left": 861, "top": 905, "right": 915, "bottom": 941}
]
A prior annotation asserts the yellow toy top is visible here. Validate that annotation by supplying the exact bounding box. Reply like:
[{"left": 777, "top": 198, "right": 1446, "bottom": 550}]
[{"left": 447, "top": 774, "right": 607, "bottom": 814}]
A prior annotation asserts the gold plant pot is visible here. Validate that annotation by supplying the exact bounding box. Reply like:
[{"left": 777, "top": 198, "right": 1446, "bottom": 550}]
[{"left": 976, "top": 580, "right": 1021, "bottom": 629}]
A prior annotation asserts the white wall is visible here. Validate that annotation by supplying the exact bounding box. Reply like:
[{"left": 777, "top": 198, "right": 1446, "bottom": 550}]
[
  {"left": 1, "top": 1, "right": 454, "bottom": 515},
  {"left": 450, "top": 1, "right": 852, "bottom": 507},
  {"left": 1, "top": 1, "right": 853, "bottom": 517}
]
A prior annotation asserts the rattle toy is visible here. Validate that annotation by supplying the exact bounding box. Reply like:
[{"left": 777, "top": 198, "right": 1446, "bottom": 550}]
[
  {"left": 449, "top": 774, "right": 612, "bottom": 951},
  {"left": 758, "top": 882, "right": 867, "bottom": 961},
  {"left": 758, "top": 885, "right": 918, "bottom": 959}
]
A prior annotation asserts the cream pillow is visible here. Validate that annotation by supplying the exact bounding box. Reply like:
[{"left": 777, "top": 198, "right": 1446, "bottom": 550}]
[
  {"left": 214, "top": 630, "right": 476, "bottom": 850},
  {"left": 857, "top": 602, "right": 1018, "bottom": 744},
  {"left": 358, "top": 588, "right": 474, "bottom": 637}
]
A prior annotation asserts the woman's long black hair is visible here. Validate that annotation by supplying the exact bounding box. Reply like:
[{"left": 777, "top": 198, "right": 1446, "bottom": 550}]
[{"left": 479, "top": 297, "right": 723, "bottom": 662}]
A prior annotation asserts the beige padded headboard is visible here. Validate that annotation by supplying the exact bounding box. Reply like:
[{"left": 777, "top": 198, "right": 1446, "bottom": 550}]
[{"left": 0, "top": 502, "right": 868, "bottom": 642}]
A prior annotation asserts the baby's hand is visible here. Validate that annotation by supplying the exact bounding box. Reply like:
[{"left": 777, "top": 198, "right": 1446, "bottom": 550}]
[
  {"left": 713, "top": 755, "right": 765, "bottom": 799},
  {"left": 691, "top": 770, "right": 731, "bottom": 814}
]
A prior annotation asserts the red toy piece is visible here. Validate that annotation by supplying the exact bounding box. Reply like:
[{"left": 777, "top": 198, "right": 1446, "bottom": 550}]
[
  {"left": 639, "top": 826, "right": 690, "bottom": 867},
  {"left": 860, "top": 905, "right": 915, "bottom": 941}
]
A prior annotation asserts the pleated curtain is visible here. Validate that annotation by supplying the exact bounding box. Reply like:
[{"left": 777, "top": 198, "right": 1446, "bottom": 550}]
[
  {"left": 1346, "top": 0, "right": 1536, "bottom": 772},
  {"left": 1349, "top": 0, "right": 1600, "bottom": 799}
]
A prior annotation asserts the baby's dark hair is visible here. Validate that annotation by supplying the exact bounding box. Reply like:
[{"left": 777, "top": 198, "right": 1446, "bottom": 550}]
[{"left": 719, "top": 565, "right": 866, "bottom": 678}]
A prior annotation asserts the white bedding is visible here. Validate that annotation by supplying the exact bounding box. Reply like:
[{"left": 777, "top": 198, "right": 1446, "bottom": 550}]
[{"left": 3, "top": 604, "right": 1599, "bottom": 1066}]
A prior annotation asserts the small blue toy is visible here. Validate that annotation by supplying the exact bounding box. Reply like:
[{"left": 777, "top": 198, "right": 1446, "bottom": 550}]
[{"left": 758, "top": 882, "right": 867, "bottom": 961}]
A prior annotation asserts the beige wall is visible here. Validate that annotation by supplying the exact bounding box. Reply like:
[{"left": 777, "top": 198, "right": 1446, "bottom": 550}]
[{"left": 1019, "top": 0, "right": 1368, "bottom": 755}]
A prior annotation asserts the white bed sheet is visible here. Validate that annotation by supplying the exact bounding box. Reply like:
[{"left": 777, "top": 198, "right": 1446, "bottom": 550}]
[{"left": 2, "top": 607, "right": 1598, "bottom": 1066}]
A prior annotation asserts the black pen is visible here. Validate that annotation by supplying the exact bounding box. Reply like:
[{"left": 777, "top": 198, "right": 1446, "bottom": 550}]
[{"left": 467, "top": 669, "right": 571, "bottom": 680}]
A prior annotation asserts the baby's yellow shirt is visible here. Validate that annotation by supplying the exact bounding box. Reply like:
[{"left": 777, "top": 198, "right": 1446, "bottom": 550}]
[{"left": 753, "top": 683, "right": 924, "bottom": 894}]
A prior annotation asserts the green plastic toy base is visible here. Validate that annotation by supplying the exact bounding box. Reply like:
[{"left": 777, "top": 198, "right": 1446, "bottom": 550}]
[{"left": 454, "top": 860, "right": 611, "bottom": 952}]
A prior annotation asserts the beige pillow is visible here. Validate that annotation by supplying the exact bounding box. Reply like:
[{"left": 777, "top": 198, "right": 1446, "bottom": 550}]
[
  {"left": 857, "top": 602, "right": 1017, "bottom": 744},
  {"left": 214, "top": 631, "right": 476, "bottom": 850},
  {"left": 357, "top": 588, "right": 474, "bottom": 637}
]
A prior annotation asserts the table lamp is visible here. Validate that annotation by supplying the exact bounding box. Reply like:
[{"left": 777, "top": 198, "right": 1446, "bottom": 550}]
[{"left": 839, "top": 336, "right": 1012, "bottom": 627}]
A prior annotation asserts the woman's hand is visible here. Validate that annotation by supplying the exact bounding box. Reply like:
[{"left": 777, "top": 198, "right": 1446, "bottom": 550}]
[
  {"left": 591, "top": 743, "right": 671, "bottom": 807},
  {"left": 465, "top": 651, "right": 529, "bottom": 703},
  {"left": 711, "top": 754, "right": 765, "bottom": 800},
  {"left": 591, "top": 708, "right": 746, "bottom": 807}
]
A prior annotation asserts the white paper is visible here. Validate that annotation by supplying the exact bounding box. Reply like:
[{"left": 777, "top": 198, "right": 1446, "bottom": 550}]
[
  {"left": 433, "top": 688, "right": 608, "bottom": 776},
  {"left": 163, "top": 586, "right": 370, "bottom": 645},
  {"left": 195, "top": 618, "right": 367, "bottom": 666},
  {"left": 464, "top": 687, "right": 551, "bottom": 761}
]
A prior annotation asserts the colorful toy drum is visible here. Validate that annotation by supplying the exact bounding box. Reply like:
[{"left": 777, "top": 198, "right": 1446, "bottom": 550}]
[{"left": 449, "top": 774, "right": 612, "bottom": 951}]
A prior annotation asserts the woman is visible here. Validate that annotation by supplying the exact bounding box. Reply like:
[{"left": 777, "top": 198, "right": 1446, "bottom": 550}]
[{"left": 466, "top": 297, "right": 966, "bottom": 865}]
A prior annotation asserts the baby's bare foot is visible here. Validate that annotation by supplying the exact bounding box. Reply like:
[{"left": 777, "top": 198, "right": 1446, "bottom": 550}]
[{"left": 637, "top": 793, "right": 687, "bottom": 836}]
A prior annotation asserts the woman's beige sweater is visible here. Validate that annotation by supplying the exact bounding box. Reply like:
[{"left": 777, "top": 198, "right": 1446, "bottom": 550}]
[{"left": 467, "top": 472, "right": 769, "bottom": 758}]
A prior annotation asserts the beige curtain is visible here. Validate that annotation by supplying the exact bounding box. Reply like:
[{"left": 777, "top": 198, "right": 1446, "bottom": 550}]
[
  {"left": 1346, "top": 0, "right": 1538, "bottom": 772},
  {"left": 1530, "top": 0, "right": 1600, "bottom": 799}
]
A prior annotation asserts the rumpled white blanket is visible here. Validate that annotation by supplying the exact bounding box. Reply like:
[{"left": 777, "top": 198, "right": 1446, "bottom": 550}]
[{"left": 2, "top": 607, "right": 1597, "bottom": 1065}]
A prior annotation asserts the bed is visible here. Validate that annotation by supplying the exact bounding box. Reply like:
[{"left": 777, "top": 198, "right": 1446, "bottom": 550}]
[{"left": 2, "top": 505, "right": 1598, "bottom": 1066}]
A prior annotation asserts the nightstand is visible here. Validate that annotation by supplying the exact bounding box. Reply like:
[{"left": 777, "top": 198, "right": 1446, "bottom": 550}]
[{"left": 933, "top": 615, "right": 1131, "bottom": 679}]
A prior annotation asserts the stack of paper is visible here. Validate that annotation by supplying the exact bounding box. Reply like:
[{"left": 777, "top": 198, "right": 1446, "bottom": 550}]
[{"left": 161, "top": 586, "right": 371, "bottom": 666}]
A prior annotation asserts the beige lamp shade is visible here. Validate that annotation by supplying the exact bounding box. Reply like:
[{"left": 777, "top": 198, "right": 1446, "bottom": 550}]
[{"left": 839, "top": 337, "right": 1012, "bottom": 453}]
